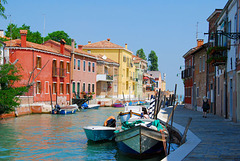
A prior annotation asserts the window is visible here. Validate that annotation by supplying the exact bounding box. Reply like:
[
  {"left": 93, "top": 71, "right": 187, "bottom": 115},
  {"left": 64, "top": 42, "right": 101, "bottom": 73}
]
[
  {"left": 78, "top": 59, "right": 80, "bottom": 70},
  {"left": 123, "top": 56, "right": 126, "bottom": 62},
  {"left": 88, "top": 84, "right": 91, "bottom": 93},
  {"left": 60, "top": 83, "right": 64, "bottom": 94},
  {"left": 36, "top": 81, "right": 41, "bottom": 94},
  {"left": 126, "top": 81, "right": 128, "bottom": 90},
  {"left": 66, "top": 62, "right": 70, "bottom": 73},
  {"left": 88, "top": 62, "right": 91, "bottom": 72},
  {"left": 37, "top": 56, "right": 42, "bottom": 69},
  {"left": 83, "top": 61, "right": 86, "bottom": 71},
  {"left": 83, "top": 83, "right": 85, "bottom": 92},
  {"left": 53, "top": 83, "right": 57, "bottom": 94},
  {"left": 45, "top": 81, "right": 49, "bottom": 94},
  {"left": 87, "top": 50, "right": 91, "bottom": 54},
  {"left": 72, "top": 82, "right": 75, "bottom": 93},
  {"left": 74, "top": 58, "right": 76, "bottom": 69},
  {"left": 104, "top": 66, "right": 108, "bottom": 74},
  {"left": 92, "top": 63, "right": 95, "bottom": 72},
  {"left": 77, "top": 82, "right": 80, "bottom": 95},
  {"left": 202, "top": 56, "right": 205, "bottom": 71},
  {"left": 66, "top": 84, "right": 70, "bottom": 94},
  {"left": 133, "top": 84, "right": 134, "bottom": 90},
  {"left": 92, "top": 84, "right": 95, "bottom": 93},
  {"left": 60, "top": 61, "right": 64, "bottom": 77},
  {"left": 52, "top": 60, "right": 57, "bottom": 76},
  {"left": 114, "top": 85, "right": 117, "bottom": 93},
  {"left": 199, "top": 57, "right": 202, "bottom": 72},
  {"left": 196, "top": 87, "right": 199, "bottom": 98}
]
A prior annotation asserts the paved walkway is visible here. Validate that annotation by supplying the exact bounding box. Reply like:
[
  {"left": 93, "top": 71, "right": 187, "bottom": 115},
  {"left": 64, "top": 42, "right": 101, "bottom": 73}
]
[{"left": 159, "top": 105, "right": 240, "bottom": 161}]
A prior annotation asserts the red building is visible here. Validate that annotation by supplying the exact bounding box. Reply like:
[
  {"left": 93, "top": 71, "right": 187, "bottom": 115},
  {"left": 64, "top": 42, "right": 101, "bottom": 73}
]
[{"left": 4, "top": 30, "right": 71, "bottom": 106}]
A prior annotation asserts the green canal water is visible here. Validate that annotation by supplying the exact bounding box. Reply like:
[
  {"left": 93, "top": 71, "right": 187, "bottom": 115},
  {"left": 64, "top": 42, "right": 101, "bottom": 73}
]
[{"left": 0, "top": 107, "right": 164, "bottom": 161}]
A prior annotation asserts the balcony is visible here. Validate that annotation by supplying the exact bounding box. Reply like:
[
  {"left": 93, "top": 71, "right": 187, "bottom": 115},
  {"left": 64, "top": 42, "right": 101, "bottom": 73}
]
[
  {"left": 181, "top": 68, "right": 192, "bottom": 79},
  {"left": 96, "top": 74, "right": 113, "bottom": 82},
  {"left": 207, "top": 46, "right": 227, "bottom": 66}
]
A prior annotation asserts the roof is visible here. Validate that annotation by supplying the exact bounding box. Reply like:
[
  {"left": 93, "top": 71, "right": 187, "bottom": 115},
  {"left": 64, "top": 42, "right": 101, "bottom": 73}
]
[
  {"left": 147, "top": 71, "right": 162, "bottom": 78},
  {"left": 96, "top": 54, "right": 119, "bottom": 65},
  {"left": 44, "top": 40, "right": 97, "bottom": 59},
  {"left": 83, "top": 39, "right": 133, "bottom": 53},
  {"left": 207, "top": 9, "right": 222, "bottom": 22},
  {"left": 5, "top": 39, "right": 60, "bottom": 54},
  {"left": 83, "top": 40, "right": 124, "bottom": 49},
  {"left": 132, "top": 54, "right": 147, "bottom": 64},
  {"left": 183, "top": 43, "right": 208, "bottom": 58}
]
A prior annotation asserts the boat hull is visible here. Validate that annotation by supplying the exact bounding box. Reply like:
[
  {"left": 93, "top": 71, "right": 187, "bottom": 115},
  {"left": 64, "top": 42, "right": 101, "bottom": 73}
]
[
  {"left": 87, "top": 104, "right": 100, "bottom": 109},
  {"left": 113, "top": 103, "right": 124, "bottom": 108},
  {"left": 83, "top": 126, "right": 116, "bottom": 141},
  {"left": 115, "top": 125, "right": 167, "bottom": 156},
  {"left": 51, "top": 108, "right": 77, "bottom": 114}
]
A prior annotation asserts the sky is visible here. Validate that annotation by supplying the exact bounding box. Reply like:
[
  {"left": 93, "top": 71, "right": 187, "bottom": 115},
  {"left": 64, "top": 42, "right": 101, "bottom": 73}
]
[{"left": 1, "top": 0, "right": 228, "bottom": 96}]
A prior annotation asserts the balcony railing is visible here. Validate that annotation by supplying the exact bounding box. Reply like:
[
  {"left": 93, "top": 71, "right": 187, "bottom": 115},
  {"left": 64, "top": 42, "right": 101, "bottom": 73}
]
[
  {"left": 181, "top": 68, "right": 192, "bottom": 79},
  {"left": 97, "top": 74, "right": 113, "bottom": 82},
  {"left": 207, "top": 46, "right": 227, "bottom": 66}
]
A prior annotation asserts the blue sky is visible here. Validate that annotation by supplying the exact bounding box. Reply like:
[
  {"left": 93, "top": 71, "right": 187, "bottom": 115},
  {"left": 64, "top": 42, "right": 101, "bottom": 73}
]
[{"left": 1, "top": 0, "right": 227, "bottom": 95}]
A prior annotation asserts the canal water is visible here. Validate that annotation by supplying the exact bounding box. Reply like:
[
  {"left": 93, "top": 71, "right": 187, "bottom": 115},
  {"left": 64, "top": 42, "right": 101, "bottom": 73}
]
[{"left": 0, "top": 107, "right": 164, "bottom": 161}]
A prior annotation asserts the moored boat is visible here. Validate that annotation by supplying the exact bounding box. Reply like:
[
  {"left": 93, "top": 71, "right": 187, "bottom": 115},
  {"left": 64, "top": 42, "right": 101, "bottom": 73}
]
[
  {"left": 113, "top": 103, "right": 124, "bottom": 108},
  {"left": 51, "top": 104, "right": 78, "bottom": 114},
  {"left": 114, "top": 118, "right": 168, "bottom": 158},
  {"left": 83, "top": 116, "right": 117, "bottom": 141},
  {"left": 81, "top": 103, "right": 100, "bottom": 109},
  {"left": 83, "top": 126, "right": 116, "bottom": 141}
]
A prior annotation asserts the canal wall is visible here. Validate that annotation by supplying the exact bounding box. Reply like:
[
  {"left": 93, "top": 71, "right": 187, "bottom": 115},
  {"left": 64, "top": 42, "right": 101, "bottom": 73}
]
[{"left": 0, "top": 104, "right": 52, "bottom": 119}]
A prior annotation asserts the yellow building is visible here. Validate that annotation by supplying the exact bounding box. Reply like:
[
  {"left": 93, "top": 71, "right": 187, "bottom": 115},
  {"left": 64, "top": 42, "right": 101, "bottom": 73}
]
[{"left": 83, "top": 39, "right": 135, "bottom": 99}]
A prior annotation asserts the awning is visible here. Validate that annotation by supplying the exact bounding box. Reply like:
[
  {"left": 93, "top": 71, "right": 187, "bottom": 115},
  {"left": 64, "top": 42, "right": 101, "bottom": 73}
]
[{"left": 143, "top": 76, "right": 149, "bottom": 80}]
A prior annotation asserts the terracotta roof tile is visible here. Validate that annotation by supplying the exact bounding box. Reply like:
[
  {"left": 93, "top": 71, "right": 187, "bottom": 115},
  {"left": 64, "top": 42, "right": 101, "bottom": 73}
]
[
  {"left": 44, "top": 40, "right": 97, "bottom": 58},
  {"left": 96, "top": 54, "right": 119, "bottom": 64},
  {"left": 5, "top": 39, "right": 60, "bottom": 54},
  {"left": 83, "top": 40, "right": 124, "bottom": 49}
]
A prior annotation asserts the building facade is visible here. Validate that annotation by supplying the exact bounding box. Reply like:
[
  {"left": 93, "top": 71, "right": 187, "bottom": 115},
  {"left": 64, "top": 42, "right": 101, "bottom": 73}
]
[
  {"left": 83, "top": 39, "right": 136, "bottom": 99},
  {"left": 4, "top": 30, "right": 71, "bottom": 105}
]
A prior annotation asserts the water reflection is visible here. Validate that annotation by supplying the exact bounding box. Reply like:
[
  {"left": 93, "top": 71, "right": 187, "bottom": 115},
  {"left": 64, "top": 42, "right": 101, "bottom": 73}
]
[{"left": 0, "top": 107, "right": 166, "bottom": 160}]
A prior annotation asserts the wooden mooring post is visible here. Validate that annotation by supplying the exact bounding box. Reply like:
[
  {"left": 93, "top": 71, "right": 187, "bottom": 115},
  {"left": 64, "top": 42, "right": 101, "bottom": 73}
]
[{"left": 180, "top": 117, "right": 192, "bottom": 145}]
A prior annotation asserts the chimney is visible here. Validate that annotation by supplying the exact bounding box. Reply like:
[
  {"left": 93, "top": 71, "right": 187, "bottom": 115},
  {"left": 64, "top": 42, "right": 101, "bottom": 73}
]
[
  {"left": 78, "top": 45, "right": 83, "bottom": 50},
  {"left": 20, "top": 30, "right": 28, "bottom": 47},
  {"left": 88, "top": 41, "right": 91, "bottom": 44},
  {"left": 197, "top": 39, "right": 204, "bottom": 47},
  {"left": 71, "top": 39, "right": 75, "bottom": 53},
  {"left": 125, "top": 43, "right": 128, "bottom": 49},
  {"left": 107, "top": 38, "right": 110, "bottom": 41},
  {"left": 60, "top": 39, "right": 66, "bottom": 54},
  {"left": 0, "top": 29, "right": 4, "bottom": 37}
]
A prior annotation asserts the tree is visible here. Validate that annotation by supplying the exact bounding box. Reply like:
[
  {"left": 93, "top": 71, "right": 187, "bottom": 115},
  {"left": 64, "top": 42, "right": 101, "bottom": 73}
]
[
  {"left": 5, "top": 23, "right": 43, "bottom": 44},
  {"left": 136, "top": 48, "right": 147, "bottom": 60},
  {"left": 0, "top": 64, "right": 28, "bottom": 114},
  {"left": 148, "top": 50, "right": 159, "bottom": 71},
  {"left": 44, "top": 31, "right": 72, "bottom": 45},
  {"left": 0, "top": 0, "right": 7, "bottom": 19}
]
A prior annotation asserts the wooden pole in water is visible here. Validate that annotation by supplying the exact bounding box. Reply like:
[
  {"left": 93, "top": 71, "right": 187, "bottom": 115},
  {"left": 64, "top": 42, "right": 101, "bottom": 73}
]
[
  {"left": 156, "top": 89, "right": 161, "bottom": 118},
  {"left": 180, "top": 117, "right": 192, "bottom": 145},
  {"left": 167, "top": 84, "right": 177, "bottom": 155},
  {"left": 163, "top": 95, "right": 166, "bottom": 108}
]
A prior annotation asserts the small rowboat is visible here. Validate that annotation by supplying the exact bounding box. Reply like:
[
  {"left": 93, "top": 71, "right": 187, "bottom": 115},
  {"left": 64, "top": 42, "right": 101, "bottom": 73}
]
[
  {"left": 83, "top": 126, "right": 116, "bottom": 141},
  {"left": 113, "top": 103, "right": 124, "bottom": 108},
  {"left": 51, "top": 105, "right": 78, "bottom": 114}
]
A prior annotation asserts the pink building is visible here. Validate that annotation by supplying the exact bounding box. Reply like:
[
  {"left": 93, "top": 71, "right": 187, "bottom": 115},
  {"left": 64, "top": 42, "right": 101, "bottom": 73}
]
[{"left": 43, "top": 40, "right": 97, "bottom": 99}]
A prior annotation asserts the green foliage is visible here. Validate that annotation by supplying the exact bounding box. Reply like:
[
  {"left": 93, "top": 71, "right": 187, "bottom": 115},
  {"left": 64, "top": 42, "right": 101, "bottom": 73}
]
[
  {"left": 0, "top": 63, "right": 28, "bottom": 114},
  {"left": 207, "top": 46, "right": 227, "bottom": 55},
  {"left": 148, "top": 50, "right": 159, "bottom": 71},
  {"left": 45, "top": 31, "right": 72, "bottom": 45},
  {"left": 136, "top": 48, "right": 147, "bottom": 60},
  {"left": 0, "top": 0, "right": 7, "bottom": 19},
  {"left": 5, "top": 23, "right": 43, "bottom": 44},
  {"left": 0, "top": 37, "right": 8, "bottom": 42}
]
